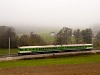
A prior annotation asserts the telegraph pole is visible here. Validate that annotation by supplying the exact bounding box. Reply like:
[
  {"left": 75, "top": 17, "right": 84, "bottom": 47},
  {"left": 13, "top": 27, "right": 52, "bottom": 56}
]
[{"left": 9, "top": 37, "right": 10, "bottom": 57}]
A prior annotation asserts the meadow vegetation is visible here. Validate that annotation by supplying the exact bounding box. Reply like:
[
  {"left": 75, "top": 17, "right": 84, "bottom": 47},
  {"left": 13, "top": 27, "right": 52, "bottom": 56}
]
[
  {"left": 0, "top": 54, "right": 100, "bottom": 68},
  {"left": 0, "top": 49, "right": 17, "bottom": 55}
]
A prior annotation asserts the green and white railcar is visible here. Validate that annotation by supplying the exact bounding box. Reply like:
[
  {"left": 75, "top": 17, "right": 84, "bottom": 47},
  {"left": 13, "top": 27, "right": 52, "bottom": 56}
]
[{"left": 18, "top": 44, "right": 93, "bottom": 55}]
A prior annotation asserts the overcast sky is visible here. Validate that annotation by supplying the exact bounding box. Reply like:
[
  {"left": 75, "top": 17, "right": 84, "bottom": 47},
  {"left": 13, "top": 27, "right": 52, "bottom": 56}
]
[{"left": 0, "top": 0, "right": 100, "bottom": 29}]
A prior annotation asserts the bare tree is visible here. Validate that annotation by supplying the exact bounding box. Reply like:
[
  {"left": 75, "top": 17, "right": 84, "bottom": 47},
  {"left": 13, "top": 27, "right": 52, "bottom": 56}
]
[
  {"left": 73, "top": 29, "right": 82, "bottom": 44},
  {"left": 55, "top": 27, "right": 72, "bottom": 45},
  {"left": 0, "top": 26, "right": 18, "bottom": 48}
]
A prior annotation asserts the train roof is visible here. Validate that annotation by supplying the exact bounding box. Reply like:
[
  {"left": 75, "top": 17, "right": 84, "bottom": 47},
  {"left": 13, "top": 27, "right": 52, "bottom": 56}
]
[{"left": 18, "top": 44, "right": 93, "bottom": 49}]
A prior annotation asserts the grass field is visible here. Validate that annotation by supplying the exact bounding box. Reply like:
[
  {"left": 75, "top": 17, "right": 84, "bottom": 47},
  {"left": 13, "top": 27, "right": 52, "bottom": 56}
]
[
  {"left": 37, "top": 32, "right": 55, "bottom": 44},
  {"left": 0, "top": 49, "right": 17, "bottom": 55},
  {"left": 0, "top": 54, "right": 100, "bottom": 68},
  {"left": 0, "top": 54, "right": 100, "bottom": 75}
]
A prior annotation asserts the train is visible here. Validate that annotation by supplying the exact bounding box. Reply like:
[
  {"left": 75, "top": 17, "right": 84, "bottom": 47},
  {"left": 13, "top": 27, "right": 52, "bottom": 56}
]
[{"left": 18, "top": 44, "right": 93, "bottom": 55}]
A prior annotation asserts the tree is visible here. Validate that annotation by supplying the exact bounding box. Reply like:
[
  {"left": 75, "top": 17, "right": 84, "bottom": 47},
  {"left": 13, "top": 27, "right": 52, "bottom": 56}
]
[
  {"left": 81, "top": 28, "right": 93, "bottom": 44},
  {"left": 6, "top": 27, "right": 18, "bottom": 48},
  {"left": 55, "top": 27, "right": 72, "bottom": 45},
  {"left": 0, "top": 26, "right": 18, "bottom": 48},
  {"left": 29, "top": 32, "right": 46, "bottom": 46},
  {"left": 73, "top": 29, "right": 82, "bottom": 44},
  {"left": 18, "top": 34, "right": 29, "bottom": 46},
  {"left": 95, "top": 31, "right": 100, "bottom": 46}
]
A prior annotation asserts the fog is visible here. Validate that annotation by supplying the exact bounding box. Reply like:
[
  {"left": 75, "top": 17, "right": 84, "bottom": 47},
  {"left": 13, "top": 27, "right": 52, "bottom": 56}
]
[{"left": 0, "top": 0, "right": 100, "bottom": 33}]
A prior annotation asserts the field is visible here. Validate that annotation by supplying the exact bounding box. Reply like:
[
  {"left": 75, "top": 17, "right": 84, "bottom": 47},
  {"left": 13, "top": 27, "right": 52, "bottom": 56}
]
[
  {"left": 0, "top": 49, "right": 17, "bottom": 55},
  {"left": 0, "top": 54, "right": 100, "bottom": 75},
  {"left": 37, "top": 32, "right": 55, "bottom": 44},
  {"left": 0, "top": 63, "right": 100, "bottom": 75}
]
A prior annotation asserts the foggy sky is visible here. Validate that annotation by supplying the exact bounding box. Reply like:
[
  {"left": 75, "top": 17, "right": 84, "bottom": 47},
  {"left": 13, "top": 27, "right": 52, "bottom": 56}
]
[{"left": 0, "top": 0, "right": 100, "bottom": 29}]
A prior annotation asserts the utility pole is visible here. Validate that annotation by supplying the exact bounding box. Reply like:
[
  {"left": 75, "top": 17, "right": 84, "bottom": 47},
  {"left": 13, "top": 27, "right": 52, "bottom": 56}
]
[{"left": 9, "top": 37, "right": 10, "bottom": 57}]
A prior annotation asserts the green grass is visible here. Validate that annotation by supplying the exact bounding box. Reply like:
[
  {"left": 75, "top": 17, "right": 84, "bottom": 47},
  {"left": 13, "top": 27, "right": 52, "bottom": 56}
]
[
  {"left": 37, "top": 32, "right": 55, "bottom": 44},
  {"left": 0, "top": 49, "right": 17, "bottom": 55},
  {"left": 0, "top": 54, "right": 100, "bottom": 68}
]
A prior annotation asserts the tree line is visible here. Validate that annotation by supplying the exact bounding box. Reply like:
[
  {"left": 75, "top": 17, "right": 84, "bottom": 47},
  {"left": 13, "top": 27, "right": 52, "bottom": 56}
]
[
  {"left": 55, "top": 27, "right": 93, "bottom": 45},
  {"left": 0, "top": 26, "right": 46, "bottom": 48},
  {"left": 0, "top": 26, "right": 100, "bottom": 48}
]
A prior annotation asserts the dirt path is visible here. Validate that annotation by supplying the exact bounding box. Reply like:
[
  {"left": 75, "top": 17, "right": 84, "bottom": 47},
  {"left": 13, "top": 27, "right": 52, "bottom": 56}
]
[{"left": 0, "top": 63, "right": 100, "bottom": 75}]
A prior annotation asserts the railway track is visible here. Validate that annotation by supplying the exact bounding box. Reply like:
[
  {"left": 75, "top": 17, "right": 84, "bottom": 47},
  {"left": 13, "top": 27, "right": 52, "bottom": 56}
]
[{"left": 0, "top": 50, "right": 100, "bottom": 61}]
